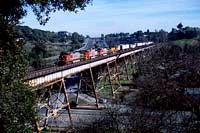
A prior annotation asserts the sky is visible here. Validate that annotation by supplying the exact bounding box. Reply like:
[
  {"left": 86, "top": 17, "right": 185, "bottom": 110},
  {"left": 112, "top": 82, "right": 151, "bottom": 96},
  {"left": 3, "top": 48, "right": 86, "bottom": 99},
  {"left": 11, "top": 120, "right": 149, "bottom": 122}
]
[{"left": 21, "top": 0, "right": 200, "bottom": 37}]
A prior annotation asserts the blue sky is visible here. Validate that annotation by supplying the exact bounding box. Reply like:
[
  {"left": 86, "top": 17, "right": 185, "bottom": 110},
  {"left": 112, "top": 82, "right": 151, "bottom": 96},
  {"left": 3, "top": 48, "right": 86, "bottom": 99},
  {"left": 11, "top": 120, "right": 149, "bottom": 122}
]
[{"left": 21, "top": 0, "right": 200, "bottom": 37}]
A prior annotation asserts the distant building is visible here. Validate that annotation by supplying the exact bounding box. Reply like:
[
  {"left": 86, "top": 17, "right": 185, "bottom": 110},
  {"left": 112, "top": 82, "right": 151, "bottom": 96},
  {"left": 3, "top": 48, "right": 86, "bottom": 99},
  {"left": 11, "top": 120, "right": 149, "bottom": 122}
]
[{"left": 57, "top": 31, "right": 72, "bottom": 36}]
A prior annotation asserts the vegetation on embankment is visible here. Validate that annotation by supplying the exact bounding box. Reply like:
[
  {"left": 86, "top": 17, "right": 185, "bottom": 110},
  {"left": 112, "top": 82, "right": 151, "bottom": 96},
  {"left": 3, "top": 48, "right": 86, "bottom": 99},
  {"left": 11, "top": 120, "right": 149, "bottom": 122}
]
[
  {"left": 25, "top": 23, "right": 200, "bottom": 70},
  {"left": 0, "top": 0, "right": 92, "bottom": 132},
  {"left": 77, "top": 41, "right": 200, "bottom": 132},
  {"left": 15, "top": 26, "right": 85, "bottom": 69}
]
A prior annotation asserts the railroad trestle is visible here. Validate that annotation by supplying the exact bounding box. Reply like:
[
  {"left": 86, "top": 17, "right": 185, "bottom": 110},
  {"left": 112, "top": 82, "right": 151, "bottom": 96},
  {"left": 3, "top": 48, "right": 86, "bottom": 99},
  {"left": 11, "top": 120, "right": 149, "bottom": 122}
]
[{"left": 27, "top": 45, "right": 157, "bottom": 132}]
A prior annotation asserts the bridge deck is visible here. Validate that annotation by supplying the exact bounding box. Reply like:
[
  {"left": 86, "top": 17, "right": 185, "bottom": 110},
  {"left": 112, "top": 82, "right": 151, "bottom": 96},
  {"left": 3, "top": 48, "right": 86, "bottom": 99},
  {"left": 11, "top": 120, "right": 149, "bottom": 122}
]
[{"left": 26, "top": 46, "right": 153, "bottom": 87}]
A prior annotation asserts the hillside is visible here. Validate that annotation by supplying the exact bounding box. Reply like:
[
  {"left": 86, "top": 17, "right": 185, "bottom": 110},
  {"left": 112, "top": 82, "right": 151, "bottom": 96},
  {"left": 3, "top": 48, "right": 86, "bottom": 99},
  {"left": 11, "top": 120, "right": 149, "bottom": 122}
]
[
  {"left": 15, "top": 25, "right": 85, "bottom": 69},
  {"left": 16, "top": 26, "right": 70, "bottom": 43},
  {"left": 18, "top": 24, "right": 200, "bottom": 70}
]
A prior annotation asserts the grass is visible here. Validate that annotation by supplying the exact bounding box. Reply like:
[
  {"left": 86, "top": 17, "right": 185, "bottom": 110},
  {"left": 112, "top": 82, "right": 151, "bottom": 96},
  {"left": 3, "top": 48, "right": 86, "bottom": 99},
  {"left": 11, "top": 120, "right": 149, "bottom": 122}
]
[
  {"left": 96, "top": 63, "right": 136, "bottom": 98},
  {"left": 120, "top": 79, "right": 130, "bottom": 84},
  {"left": 96, "top": 77, "right": 129, "bottom": 98},
  {"left": 97, "top": 80, "right": 113, "bottom": 98},
  {"left": 173, "top": 39, "right": 197, "bottom": 48},
  {"left": 174, "top": 39, "right": 193, "bottom": 45}
]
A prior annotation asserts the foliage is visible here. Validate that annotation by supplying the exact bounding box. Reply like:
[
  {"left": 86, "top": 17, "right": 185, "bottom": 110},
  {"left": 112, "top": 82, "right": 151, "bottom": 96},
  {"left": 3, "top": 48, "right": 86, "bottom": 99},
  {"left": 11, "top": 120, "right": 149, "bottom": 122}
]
[
  {"left": 28, "top": 42, "right": 46, "bottom": 69},
  {"left": 16, "top": 25, "right": 70, "bottom": 43},
  {"left": 85, "top": 43, "right": 200, "bottom": 132},
  {"left": 26, "top": 0, "right": 92, "bottom": 25},
  {"left": 15, "top": 25, "right": 85, "bottom": 69},
  {"left": 0, "top": 0, "right": 91, "bottom": 132},
  {"left": 0, "top": 0, "right": 92, "bottom": 25},
  {"left": 71, "top": 32, "right": 85, "bottom": 50},
  {"left": 168, "top": 23, "right": 200, "bottom": 41},
  {"left": 177, "top": 22, "right": 183, "bottom": 29},
  {"left": 105, "top": 23, "right": 200, "bottom": 47},
  {"left": 132, "top": 43, "right": 200, "bottom": 131},
  {"left": 105, "top": 29, "right": 168, "bottom": 46},
  {"left": 0, "top": 25, "right": 35, "bottom": 132}
]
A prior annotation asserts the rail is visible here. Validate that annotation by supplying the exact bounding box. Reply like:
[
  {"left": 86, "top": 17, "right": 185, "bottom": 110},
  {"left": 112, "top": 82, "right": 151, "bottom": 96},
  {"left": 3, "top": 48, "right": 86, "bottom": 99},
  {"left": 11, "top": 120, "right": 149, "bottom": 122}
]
[{"left": 25, "top": 45, "right": 153, "bottom": 81}]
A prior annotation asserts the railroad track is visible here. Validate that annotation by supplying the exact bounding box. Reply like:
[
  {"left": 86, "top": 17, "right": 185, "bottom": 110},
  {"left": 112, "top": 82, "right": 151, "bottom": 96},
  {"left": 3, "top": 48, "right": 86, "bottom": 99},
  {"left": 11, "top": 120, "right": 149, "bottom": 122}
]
[
  {"left": 26, "top": 51, "right": 127, "bottom": 80},
  {"left": 25, "top": 45, "right": 152, "bottom": 81}
]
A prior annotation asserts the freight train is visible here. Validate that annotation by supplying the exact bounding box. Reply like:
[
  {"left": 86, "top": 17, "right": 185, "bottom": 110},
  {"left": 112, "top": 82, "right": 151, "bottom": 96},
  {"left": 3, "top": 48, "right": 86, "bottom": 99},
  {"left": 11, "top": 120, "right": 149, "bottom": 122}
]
[{"left": 58, "top": 42, "right": 153, "bottom": 66}]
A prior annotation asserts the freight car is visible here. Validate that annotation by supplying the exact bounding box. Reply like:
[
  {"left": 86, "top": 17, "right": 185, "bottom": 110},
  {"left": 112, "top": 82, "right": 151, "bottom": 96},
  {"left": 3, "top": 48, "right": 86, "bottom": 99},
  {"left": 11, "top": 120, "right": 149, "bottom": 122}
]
[{"left": 57, "top": 42, "right": 153, "bottom": 66}]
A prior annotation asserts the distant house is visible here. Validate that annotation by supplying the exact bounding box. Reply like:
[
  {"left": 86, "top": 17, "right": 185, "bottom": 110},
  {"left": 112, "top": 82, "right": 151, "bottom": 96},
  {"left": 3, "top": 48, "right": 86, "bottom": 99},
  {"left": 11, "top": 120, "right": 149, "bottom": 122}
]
[{"left": 57, "top": 31, "right": 72, "bottom": 36}]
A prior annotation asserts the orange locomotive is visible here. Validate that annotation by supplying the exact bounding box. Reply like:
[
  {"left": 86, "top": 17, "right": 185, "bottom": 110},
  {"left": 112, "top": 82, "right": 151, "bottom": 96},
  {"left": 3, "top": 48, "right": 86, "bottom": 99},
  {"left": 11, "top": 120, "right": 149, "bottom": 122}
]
[
  {"left": 109, "top": 47, "right": 117, "bottom": 54},
  {"left": 97, "top": 48, "right": 108, "bottom": 56},
  {"left": 82, "top": 50, "right": 90, "bottom": 60},
  {"left": 57, "top": 42, "right": 153, "bottom": 66},
  {"left": 58, "top": 52, "right": 72, "bottom": 66},
  {"left": 58, "top": 48, "right": 115, "bottom": 66}
]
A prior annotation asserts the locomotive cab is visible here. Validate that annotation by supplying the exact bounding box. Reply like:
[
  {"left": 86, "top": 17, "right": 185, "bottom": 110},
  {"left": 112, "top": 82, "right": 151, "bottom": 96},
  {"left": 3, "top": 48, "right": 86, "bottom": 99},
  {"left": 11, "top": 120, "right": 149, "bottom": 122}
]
[
  {"left": 58, "top": 52, "right": 72, "bottom": 66},
  {"left": 82, "top": 50, "right": 90, "bottom": 60},
  {"left": 109, "top": 47, "right": 117, "bottom": 54},
  {"left": 97, "top": 48, "right": 108, "bottom": 56}
]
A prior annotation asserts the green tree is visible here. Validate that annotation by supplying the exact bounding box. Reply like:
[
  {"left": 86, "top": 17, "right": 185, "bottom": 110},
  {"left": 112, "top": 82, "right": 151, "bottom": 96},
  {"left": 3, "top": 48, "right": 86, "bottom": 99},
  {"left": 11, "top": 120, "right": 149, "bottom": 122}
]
[
  {"left": 0, "top": 0, "right": 92, "bottom": 132},
  {"left": 28, "top": 42, "right": 47, "bottom": 69},
  {"left": 71, "top": 32, "right": 85, "bottom": 50},
  {"left": 0, "top": 26, "right": 36, "bottom": 132}
]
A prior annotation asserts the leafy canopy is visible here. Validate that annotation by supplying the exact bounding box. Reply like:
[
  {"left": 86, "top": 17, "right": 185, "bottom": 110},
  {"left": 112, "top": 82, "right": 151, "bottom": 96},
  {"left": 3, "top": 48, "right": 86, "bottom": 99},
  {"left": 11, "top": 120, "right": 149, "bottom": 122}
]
[
  {"left": 0, "top": 0, "right": 92, "bottom": 132},
  {"left": 0, "top": 0, "right": 92, "bottom": 24}
]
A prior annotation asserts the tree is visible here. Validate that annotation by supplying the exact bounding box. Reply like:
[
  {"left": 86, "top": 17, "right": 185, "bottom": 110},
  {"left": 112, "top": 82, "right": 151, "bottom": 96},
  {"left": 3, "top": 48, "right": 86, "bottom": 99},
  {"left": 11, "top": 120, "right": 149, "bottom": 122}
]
[
  {"left": 168, "top": 25, "right": 199, "bottom": 41},
  {"left": 102, "top": 43, "right": 200, "bottom": 132},
  {"left": 0, "top": 0, "right": 92, "bottom": 132},
  {"left": 0, "top": 28, "right": 36, "bottom": 132},
  {"left": 132, "top": 43, "right": 200, "bottom": 132},
  {"left": 28, "top": 42, "right": 47, "bottom": 69},
  {"left": 71, "top": 32, "right": 85, "bottom": 50},
  {"left": 136, "top": 30, "right": 145, "bottom": 42},
  {"left": 177, "top": 22, "right": 183, "bottom": 30}
]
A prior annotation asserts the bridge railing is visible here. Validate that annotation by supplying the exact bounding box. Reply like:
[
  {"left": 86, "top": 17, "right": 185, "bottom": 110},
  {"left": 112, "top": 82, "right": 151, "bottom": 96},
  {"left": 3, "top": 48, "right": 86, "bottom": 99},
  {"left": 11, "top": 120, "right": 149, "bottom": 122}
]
[{"left": 25, "top": 45, "right": 155, "bottom": 83}]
